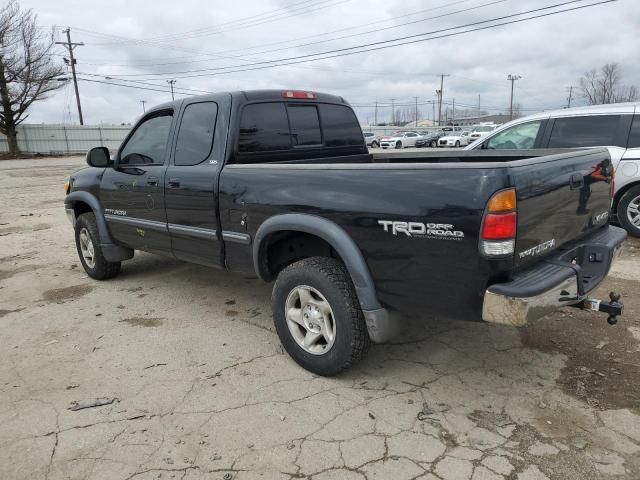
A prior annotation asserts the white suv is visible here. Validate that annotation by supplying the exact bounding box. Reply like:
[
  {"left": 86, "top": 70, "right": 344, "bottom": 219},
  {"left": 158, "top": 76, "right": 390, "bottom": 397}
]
[{"left": 466, "top": 102, "right": 640, "bottom": 237}]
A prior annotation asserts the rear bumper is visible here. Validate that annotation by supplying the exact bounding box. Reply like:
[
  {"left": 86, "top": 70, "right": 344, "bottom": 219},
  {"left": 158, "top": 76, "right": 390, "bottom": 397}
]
[{"left": 482, "top": 226, "right": 626, "bottom": 326}]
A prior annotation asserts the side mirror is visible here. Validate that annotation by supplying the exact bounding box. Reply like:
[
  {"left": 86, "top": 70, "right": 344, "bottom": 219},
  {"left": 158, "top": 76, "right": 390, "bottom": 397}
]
[{"left": 86, "top": 147, "right": 110, "bottom": 168}]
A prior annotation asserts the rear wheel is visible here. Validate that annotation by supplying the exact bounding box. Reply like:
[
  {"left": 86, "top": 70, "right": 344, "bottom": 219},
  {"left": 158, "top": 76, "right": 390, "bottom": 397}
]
[
  {"left": 395, "top": 141, "right": 402, "bottom": 149},
  {"left": 617, "top": 185, "right": 640, "bottom": 237},
  {"left": 75, "top": 213, "right": 121, "bottom": 280},
  {"left": 371, "top": 141, "right": 379, "bottom": 148},
  {"left": 430, "top": 140, "right": 437, "bottom": 148},
  {"left": 272, "top": 257, "right": 370, "bottom": 376}
]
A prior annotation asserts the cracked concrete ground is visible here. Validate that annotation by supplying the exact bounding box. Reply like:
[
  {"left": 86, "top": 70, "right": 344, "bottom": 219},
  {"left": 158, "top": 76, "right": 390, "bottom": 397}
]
[{"left": 1, "top": 156, "right": 639, "bottom": 480}]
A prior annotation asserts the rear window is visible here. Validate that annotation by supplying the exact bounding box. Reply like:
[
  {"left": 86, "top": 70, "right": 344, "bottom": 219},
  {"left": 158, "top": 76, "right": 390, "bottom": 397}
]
[
  {"left": 547, "top": 115, "right": 620, "bottom": 148},
  {"left": 238, "top": 102, "right": 291, "bottom": 153},
  {"left": 319, "top": 104, "right": 363, "bottom": 147},
  {"left": 288, "top": 105, "right": 321, "bottom": 146}
]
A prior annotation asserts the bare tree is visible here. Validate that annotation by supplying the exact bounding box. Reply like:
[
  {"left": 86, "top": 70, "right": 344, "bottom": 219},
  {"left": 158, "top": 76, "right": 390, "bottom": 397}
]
[
  {"left": 0, "top": 1, "right": 66, "bottom": 153},
  {"left": 579, "top": 63, "right": 638, "bottom": 105}
]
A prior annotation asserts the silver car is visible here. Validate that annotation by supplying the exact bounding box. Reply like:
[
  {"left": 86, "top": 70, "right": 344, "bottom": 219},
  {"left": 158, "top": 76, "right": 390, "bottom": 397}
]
[
  {"left": 465, "top": 102, "right": 640, "bottom": 236},
  {"left": 363, "top": 132, "right": 380, "bottom": 148}
]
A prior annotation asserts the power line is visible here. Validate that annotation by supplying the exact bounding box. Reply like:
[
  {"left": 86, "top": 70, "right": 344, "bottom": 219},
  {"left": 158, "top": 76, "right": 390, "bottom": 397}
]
[{"left": 90, "top": 0, "right": 615, "bottom": 80}]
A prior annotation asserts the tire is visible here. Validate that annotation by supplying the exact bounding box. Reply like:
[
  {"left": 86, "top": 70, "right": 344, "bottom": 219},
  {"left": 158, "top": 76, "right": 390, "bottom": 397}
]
[
  {"left": 371, "top": 141, "right": 379, "bottom": 148},
  {"left": 272, "top": 257, "right": 370, "bottom": 376},
  {"left": 455, "top": 141, "right": 461, "bottom": 148},
  {"left": 430, "top": 140, "right": 437, "bottom": 148},
  {"left": 395, "top": 141, "right": 402, "bottom": 149},
  {"left": 75, "top": 212, "right": 122, "bottom": 280},
  {"left": 617, "top": 184, "right": 640, "bottom": 237}
]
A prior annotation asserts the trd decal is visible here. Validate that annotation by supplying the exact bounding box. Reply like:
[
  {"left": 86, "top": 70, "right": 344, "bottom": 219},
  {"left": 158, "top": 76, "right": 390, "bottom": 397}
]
[
  {"left": 378, "top": 220, "right": 464, "bottom": 240},
  {"left": 105, "top": 208, "right": 127, "bottom": 216},
  {"left": 518, "top": 239, "right": 556, "bottom": 259}
]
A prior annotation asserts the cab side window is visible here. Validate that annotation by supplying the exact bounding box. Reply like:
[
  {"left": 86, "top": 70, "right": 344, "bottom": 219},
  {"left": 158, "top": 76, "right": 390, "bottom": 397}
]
[
  {"left": 487, "top": 121, "right": 542, "bottom": 149},
  {"left": 175, "top": 102, "right": 218, "bottom": 166},
  {"left": 547, "top": 115, "right": 620, "bottom": 148},
  {"left": 120, "top": 113, "right": 173, "bottom": 166}
]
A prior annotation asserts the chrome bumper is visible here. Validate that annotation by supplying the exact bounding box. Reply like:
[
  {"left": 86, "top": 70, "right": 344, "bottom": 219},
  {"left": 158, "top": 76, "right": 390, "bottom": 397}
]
[
  {"left": 482, "top": 226, "right": 626, "bottom": 327},
  {"left": 482, "top": 275, "right": 580, "bottom": 327}
]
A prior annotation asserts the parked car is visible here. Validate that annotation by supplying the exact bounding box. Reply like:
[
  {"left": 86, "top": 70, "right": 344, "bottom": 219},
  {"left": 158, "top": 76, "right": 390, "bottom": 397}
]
[
  {"left": 415, "top": 130, "right": 446, "bottom": 148},
  {"left": 379, "top": 131, "right": 420, "bottom": 149},
  {"left": 468, "top": 124, "right": 498, "bottom": 142},
  {"left": 64, "top": 90, "right": 625, "bottom": 376},
  {"left": 363, "top": 132, "right": 380, "bottom": 148},
  {"left": 465, "top": 102, "right": 640, "bottom": 236},
  {"left": 438, "top": 129, "right": 472, "bottom": 147}
]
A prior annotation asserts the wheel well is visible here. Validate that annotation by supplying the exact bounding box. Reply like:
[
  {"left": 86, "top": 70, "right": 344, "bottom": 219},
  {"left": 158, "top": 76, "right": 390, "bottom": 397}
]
[
  {"left": 613, "top": 181, "right": 640, "bottom": 212},
  {"left": 73, "top": 201, "right": 93, "bottom": 218},
  {"left": 260, "top": 231, "right": 343, "bottom": 281}
]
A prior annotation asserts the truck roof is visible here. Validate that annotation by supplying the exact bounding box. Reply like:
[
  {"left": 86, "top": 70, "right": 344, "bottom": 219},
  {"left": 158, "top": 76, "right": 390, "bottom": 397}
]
[{"left": 145, "top": 89, "right": 349, "bottom": 115}]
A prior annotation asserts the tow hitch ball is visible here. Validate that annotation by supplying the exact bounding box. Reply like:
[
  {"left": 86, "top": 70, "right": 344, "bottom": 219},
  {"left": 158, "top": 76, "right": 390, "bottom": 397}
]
[{"left": 571, "top": 292, "right": 624, "bottom": 325}]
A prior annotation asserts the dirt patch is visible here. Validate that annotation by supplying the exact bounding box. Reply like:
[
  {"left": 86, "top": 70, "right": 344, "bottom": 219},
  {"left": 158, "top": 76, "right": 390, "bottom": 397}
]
[
  {"left": 121, "top": 317, "right": 164, "bottom": 327},
  {"left": 521, "top": 276, "right": 640, "bottom": 412},
  {"left": 42, "top": 284, "right": 94, "bottom": 304},
  {"left": 0, "top": 308, "right": 25, "bottom": 318},
  {"left": 0, "top": 264, "right": 42, "bottom": 281},
  {"left": 0, "top": 223, "right": 51, "bottom": 236}
]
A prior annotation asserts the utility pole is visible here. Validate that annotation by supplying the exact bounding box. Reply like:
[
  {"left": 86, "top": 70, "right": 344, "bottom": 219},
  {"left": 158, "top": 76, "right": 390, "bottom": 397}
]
[
  {"left": 477, "top": 94, "right": 481, "bottom": 118},
  {"left": 452, "top": 98, "right": 455, "bottom": 124},
  {"left": 432, "top": 100, "right": 435, "bottom": 124},
  {"left": 167, "top": 79, "right": 177, "bottom": 100},
  {"left": 436, "top": 73, "right": 450, "bottom": 126},
  {"left": 566, "top": 85, "right": 576, "bottom": 108},
  {"left": 140, "top": 100, "right": 147, "bottom": 113},
  {"left": 390, "top": 98, "right": 395, "bottom": 126},
  {"left": 507, "top": 74, "right": 522, "bottom": 121},
  {"left": 56, "top": 28, "right": 84, "bottom": 125},
  {"left": 374, "top": 100, "right": 378, "bottom": 126},
  {"left": 414, "top": 96, "right": 419, "bottom": 126}
]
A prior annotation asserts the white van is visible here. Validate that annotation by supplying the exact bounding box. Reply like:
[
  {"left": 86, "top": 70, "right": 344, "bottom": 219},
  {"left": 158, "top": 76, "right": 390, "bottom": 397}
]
[{"left": 466, "top": 102, "right": 640, "bottom": 236}]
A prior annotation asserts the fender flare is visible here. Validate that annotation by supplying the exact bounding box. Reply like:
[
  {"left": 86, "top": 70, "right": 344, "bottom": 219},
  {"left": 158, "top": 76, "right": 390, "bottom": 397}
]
[
  {"left": 253, "top": 213, "right": 381, "bottom": 312},
  {"left": 64, "top": 191, "right": 113, "bottom": 243}
]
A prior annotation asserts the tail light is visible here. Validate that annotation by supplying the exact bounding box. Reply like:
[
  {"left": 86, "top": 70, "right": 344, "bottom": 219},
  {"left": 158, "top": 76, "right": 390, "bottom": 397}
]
[{"left": 480, "top": 188, "right": 517, "bottom": 256}]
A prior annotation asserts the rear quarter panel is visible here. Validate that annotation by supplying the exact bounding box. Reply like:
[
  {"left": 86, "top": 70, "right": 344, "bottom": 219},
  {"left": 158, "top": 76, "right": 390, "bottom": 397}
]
[{"left": 219, "top": 164, "right": 512, "bottom": 321}]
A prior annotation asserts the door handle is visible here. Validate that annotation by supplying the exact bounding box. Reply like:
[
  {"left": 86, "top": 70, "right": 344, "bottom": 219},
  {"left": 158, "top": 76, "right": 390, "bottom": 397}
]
[
  {"left": 167, "top": 178, "right": 181, "bottom": 188},
  {"left": 147, "top": 176, "right": 158, "bottom": 186}
]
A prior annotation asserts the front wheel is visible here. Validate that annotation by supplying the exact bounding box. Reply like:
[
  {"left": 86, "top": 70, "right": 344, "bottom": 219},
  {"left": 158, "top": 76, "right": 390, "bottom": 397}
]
[
  {"left": 455, "top": 140, "right": 461, "bottom": 148},
  {"left": 75, "top": 213, "right": 122, "bottom": 280},
  {"left": 272, "top": 257, "right": 370, "bottom": 376},
  {"left": 371, "top": 141, "right": 379, "bottom": 148},
  {"left": 395, "top": 141, "right": 402, "bottom": 149},
  {"left": 617, "top": 185, "right": 640, "bottom": 237},
  {"left": 430, "top": 140, "right": 437, "bottom": 148}
]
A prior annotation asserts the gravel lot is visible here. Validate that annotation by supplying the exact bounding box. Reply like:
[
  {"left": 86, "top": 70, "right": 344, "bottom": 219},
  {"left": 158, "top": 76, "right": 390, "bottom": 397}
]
[{"left": 1, "top": 156, "right": 639, "bottom": 480}]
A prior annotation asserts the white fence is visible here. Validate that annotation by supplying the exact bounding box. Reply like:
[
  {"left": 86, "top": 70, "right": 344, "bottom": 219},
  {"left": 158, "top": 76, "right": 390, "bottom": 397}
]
[
  {"left": 0, "top": 124, "right": 131, "bottom": 154},
  {"left": 1, "top": 123, "right": 479, "bottom": 154}
]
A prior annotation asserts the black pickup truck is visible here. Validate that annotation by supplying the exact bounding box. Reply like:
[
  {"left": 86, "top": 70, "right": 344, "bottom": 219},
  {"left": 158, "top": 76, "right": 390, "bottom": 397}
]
[{"left": 64, "top": 90, "right": 626, "bottom": 375}]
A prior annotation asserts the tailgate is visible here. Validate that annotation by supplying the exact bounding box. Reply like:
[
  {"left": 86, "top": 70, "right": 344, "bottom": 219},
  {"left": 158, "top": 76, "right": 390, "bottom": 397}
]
[{"left": 511, "top": 149, "right": 613, "bottom": 268}]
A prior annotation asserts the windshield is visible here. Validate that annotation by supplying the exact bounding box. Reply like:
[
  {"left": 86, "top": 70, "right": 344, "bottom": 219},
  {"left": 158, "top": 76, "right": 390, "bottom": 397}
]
[{"left": 363, "top": 132, "right": 374, "bottom": 137}]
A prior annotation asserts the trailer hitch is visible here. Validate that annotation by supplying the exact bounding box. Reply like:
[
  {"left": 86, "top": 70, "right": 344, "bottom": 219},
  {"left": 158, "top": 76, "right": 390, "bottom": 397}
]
[{"left": 570, "top": 292, "right": 624, "bottom": 325}]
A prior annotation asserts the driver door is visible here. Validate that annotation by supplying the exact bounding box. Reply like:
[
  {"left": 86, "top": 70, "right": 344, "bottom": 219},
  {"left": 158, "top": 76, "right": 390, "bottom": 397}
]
[{"left": 100, "top": 111, "right": 174, "bottom": 254}]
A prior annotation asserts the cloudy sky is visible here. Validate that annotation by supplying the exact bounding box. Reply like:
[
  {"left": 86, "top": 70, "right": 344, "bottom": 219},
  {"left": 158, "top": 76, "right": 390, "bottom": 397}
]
[{"left": 19, "top": 0, "right": 639, "bottom": 125}]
